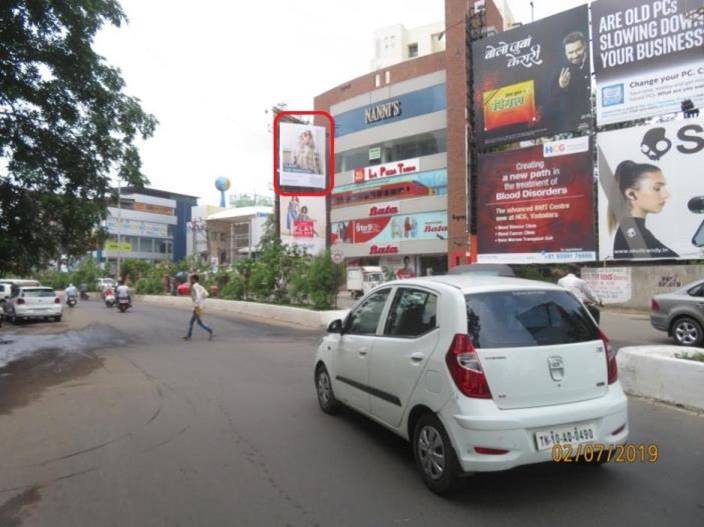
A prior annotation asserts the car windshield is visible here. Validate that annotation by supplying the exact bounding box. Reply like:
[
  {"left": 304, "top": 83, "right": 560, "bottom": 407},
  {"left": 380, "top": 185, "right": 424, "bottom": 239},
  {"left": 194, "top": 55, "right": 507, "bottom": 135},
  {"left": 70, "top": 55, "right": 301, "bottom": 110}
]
[
  {"left": 23, "top": 289, "right": 56, "bottom": 298},
  {"left": 465, "top": 290, "right": 599, "bottom": 348}
]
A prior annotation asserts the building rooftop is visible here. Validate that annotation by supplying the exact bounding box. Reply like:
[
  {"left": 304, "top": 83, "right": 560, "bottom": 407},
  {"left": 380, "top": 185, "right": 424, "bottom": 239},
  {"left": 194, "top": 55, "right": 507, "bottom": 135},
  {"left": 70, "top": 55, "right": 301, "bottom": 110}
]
[
  {"left": 118, "top": 186, "right": 199, "bottom": 200},
  {"left": 207, "top": 206, "right": 273, "bottom": 222}
]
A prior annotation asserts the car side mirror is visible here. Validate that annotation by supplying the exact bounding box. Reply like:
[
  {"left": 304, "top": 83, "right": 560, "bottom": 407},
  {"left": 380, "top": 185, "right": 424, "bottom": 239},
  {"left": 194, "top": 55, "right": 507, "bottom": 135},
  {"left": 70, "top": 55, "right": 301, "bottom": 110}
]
[{"left": 327, "top": 319, "right": 343, "bottom": 334}]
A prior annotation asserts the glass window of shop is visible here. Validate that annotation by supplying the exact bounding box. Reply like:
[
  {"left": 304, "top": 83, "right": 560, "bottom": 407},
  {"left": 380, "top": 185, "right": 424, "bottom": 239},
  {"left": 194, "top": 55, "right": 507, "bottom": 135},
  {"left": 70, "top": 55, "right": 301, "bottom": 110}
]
[{"left": 335, "top": 129, "right": 446, "bottom": 173}]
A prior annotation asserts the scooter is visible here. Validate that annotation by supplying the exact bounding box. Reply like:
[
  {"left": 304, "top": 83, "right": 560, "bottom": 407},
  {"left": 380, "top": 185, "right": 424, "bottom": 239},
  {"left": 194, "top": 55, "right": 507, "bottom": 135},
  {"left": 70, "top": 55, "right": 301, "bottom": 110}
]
[
  {"left": 105, "top": 292, "right": 115, "bottom": 308},
  {"left": 66, "top": 294, "right": 77, "bottom": 308},
  {"left": 117, "top": 296, "right": 131, "bottom": 313}
]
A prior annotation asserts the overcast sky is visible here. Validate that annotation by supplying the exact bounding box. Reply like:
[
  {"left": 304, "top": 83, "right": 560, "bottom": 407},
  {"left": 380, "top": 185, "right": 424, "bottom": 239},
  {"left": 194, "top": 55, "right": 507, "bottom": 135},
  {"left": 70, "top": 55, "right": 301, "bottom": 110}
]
[{"left": 95, "top": 0, "right": 588, "bottom": 205}]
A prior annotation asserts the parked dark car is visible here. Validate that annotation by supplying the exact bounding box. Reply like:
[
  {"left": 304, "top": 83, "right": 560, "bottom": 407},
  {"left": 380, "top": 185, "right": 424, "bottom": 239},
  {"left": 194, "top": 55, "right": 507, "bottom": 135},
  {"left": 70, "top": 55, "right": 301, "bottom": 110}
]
[{"left": 651, "top": 279, "right": 704, "bottom": 347}]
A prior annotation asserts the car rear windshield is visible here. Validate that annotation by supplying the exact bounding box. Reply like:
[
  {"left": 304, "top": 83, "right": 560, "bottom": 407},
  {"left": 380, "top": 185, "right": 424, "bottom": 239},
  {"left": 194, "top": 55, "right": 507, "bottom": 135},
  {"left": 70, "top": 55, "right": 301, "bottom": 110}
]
[
  {"left": 465, "top": 290, "right": 599, "bottom": 349},
  {"left": 23, "top": 289, "right": 55, "bottom": 298}
]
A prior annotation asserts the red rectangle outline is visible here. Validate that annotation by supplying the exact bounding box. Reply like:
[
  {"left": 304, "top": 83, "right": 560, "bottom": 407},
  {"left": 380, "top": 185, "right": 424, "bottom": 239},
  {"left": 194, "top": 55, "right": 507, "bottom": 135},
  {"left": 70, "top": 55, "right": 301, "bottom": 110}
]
[{"left": 274, "top": 110, "right": 335, "bottom": 197}]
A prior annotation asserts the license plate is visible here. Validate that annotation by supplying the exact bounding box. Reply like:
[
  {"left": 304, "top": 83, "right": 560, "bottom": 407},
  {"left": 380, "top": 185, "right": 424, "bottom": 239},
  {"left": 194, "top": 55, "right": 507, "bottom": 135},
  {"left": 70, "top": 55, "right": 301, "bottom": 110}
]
[{"left": 535, "top": 423, "right": 596, "bottom": 451}]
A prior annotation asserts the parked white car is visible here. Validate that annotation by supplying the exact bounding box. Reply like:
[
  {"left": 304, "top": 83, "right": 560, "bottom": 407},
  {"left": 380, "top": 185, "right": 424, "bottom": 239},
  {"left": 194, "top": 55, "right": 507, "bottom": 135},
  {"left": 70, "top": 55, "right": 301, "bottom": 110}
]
[
  {"left": 314, "top": 275, "right": 628, "bottom": 494},
  {"left": 3, "top": 286, "right": 63, "bottom": 323},
  {"left": 0, "top": 283, "right": 11, "bottom": 303}
]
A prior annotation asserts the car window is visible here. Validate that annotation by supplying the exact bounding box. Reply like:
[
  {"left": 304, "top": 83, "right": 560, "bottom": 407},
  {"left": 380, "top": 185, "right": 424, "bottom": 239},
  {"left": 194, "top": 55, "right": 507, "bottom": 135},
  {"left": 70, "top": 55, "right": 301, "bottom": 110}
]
[
  {"left": 465, "top": 290, "right": 599, "bottom": 349},
  {"left": 687, "top": 284, "right": 704, "bottom": 297},
  {"left": 22, "top": 289, "right": 56, "bottom": 297},
  {"left": 346, "top": 289, "right": 391, "bottom": 336},
  {"left": 385, "top": 288, "right": 438, "bottom": 338}
]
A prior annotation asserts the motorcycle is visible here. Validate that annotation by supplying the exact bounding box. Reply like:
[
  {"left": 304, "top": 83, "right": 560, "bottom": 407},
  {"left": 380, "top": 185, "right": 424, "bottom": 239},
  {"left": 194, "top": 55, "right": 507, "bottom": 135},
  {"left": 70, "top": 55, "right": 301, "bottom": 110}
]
[
  {"left": 80, "top": 291, "right": 89, "bottom": 301},
  {"left": 66, "top": 294, "right": 77, "bottom": 308},
  {"left": 117, "top": 297, "right": 131, "bottom": 313},
  {"left": 105, "top": 292, "right": 115, "bottom": 308}
]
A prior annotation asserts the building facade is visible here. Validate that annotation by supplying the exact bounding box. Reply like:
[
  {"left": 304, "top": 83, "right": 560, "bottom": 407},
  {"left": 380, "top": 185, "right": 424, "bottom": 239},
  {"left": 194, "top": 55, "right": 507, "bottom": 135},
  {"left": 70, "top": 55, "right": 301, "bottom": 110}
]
[
  {"left": 99, "top": 187, "right": 198, "bottom": 271},
  {"left": 206, "top": 206, "right": 272, "bottom": 265},
  {"left": 314, "top": 0, "right": 507, "bottom": 276}
]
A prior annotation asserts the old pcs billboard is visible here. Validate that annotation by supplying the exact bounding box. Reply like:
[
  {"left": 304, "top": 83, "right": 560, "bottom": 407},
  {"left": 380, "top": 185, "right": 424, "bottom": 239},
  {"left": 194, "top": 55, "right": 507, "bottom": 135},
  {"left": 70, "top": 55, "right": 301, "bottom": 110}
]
[
  {"left": 592, "top": 0, "right": 704, "bottom": 125},
  {"left": 472, "top": 5, "right": 592, "bottom": 147},
  {"left": 477, "top": 137, "right": 596, "bottom": 263}
]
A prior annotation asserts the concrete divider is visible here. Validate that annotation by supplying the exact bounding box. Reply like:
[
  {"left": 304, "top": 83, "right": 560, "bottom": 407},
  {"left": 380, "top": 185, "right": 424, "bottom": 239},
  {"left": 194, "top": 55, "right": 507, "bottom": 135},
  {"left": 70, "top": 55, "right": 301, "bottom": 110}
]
[
  {"left": 618, "top": 346, "right": 704, "bottom": 412},
  {"left": 135, "top": 295, "right": 348, "bottom": 331}
]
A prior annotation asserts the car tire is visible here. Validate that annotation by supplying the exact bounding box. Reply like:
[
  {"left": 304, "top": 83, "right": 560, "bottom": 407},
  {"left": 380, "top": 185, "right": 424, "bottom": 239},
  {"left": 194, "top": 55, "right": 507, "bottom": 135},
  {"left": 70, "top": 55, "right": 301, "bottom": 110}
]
[
  {"left": 315, "top": 365, "right": 341, "bottom": 415},
  {"left": 54, "top": 316, "right": 62, "bottom": 322},
  {"left": 412, "top": 413, "right": 461, "bottom": 496},
  {"left": 671, "top": 317, "right": 703, "bottom": 347},
  {"left": 10, "top": 312, "right": 17, "bottom": 325}
]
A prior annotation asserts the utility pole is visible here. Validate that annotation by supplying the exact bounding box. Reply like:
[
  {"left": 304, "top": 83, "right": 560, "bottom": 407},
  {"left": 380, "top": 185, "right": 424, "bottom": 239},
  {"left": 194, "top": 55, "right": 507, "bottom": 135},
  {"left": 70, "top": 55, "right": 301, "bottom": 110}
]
[{"left": 116, "top": 182, "right": 122, "bottom": 279}]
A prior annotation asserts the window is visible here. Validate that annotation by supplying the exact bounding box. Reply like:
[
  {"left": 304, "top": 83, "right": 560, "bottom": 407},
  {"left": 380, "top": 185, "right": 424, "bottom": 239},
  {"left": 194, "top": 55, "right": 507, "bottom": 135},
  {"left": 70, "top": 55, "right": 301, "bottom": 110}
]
[
  {"left": 408, "top": 43, "right": 418, "bottom": 58},
  {"left": 346, "top": 289, "right": 391, "bottom": 336},
  {"left": 385, "top": 288, "right": 437, "bottom": 337},
  {"left": 464, "top": 290, "right": 600, "bottom": 349},
  {"left": 22, "top": 288, "right": 56, "bottom": 298},
  {"left": 688, "top": 283, "right": 704, "bottom": 297},
  {"left": 335, "top": 129, "right": 446, "bottom": 172},
  {"left": 139, "top": 237, "right": 153, "bottom": 253}
]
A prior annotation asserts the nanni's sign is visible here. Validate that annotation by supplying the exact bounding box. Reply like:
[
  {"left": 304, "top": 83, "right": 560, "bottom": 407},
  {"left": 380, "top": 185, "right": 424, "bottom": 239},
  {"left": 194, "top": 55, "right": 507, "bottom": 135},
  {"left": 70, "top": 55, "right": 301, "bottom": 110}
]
[
  {"left": 364, "top": 100, "right": 401, "bottom": 124},
  {"left": 354, "top": 158, "right": 420, "bottom": 183}
]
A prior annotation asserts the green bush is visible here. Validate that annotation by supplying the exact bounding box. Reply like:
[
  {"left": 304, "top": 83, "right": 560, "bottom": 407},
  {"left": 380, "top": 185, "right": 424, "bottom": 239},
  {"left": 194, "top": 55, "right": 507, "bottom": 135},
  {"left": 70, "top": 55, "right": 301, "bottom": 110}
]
[
  {"left": 135, "top": 276, "right": 164, "bottom": 295},
  {"left": 220, "top": 274, "right": 245, "bottom": 300}
]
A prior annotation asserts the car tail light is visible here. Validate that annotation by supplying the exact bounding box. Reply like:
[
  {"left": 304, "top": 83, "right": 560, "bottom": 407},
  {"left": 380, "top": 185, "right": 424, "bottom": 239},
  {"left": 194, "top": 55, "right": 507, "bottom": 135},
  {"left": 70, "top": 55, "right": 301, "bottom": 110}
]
[
  {"left": 611, "top": 424, "right": 626, "bottom": 436},
  {"left": 445, "top": 334, "right": 492, "bottom": 399},
  {"left": 54, "top": 297, "right": 61, "bottom": 304},
  {"left": 598, "top": 328, "right": 618, "bottom": 385},
  {"left": 474, "top": 447, "right": 509, "bottom": 455},
  {"left": 651, "top": 299, "right": 660, "bottom": 312},
  {"left": 17, "top": 298, "right": 25, "bottom": 305}
]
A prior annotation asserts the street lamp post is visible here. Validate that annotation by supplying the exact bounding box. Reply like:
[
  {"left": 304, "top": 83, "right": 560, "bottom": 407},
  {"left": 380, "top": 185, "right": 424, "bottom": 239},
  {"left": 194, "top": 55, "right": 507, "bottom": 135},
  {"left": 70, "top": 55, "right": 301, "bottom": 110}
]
[{"left": 116, "top": 183, "right": 122, "bottom": 279}]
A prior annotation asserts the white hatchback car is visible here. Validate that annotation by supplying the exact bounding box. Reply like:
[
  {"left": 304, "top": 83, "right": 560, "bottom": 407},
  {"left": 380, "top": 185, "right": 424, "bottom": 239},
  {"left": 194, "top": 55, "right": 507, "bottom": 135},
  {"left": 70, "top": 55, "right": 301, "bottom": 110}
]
[
  {"left": 3, "top": 286, "right": 63, "bottom": 323},
  {"left": 314, "top": 275, "right": 628, "bottom": 494}
]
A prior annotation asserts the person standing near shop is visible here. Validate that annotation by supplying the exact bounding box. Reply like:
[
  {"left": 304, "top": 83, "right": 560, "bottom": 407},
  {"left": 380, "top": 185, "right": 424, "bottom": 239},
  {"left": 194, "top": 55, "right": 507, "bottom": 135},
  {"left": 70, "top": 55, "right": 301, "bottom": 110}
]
[{"left": 183, "top": 274, "right": 213, "bottom": 341}]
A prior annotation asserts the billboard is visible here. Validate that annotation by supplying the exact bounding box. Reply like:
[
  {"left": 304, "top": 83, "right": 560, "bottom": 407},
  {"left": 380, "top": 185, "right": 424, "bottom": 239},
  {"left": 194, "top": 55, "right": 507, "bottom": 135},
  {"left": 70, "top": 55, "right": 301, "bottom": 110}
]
[
  {"left": 280, "top": 195, "right": 326, "bottom": 255},
  {"left": 592, "top": 0, "right": 704, "bottom": 125},
  {"left": 331, "top": 211, "right": 447, "bottom": 245},
  {"left": 597, "top": 117, "right": 704, "bottom": 260},
  {"left": 476, "top": 137, "right": 596, "bottom": 263},
  {"left": 278, "top": 122, "right": 327, "bottom": 189},
  {"left": 472, "top": 5, "right": 591, "bottom": 148},
  {"left": 107, "top": 217, "right": 169, "bottom": 238}
]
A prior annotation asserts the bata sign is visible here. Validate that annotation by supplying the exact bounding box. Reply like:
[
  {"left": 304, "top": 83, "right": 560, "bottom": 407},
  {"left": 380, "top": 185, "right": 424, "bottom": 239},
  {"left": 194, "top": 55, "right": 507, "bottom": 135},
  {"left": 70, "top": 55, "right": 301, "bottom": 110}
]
[
  {"left": 369, "top": 244, "right": 399, "bottom": 255},
  {"left": 354, "top": 158, "right": 420, "bottom": 183},
  {"left": 364, "top": 100, "right": 401, "bottom": 124},
  {"left": 369, "top": 202, "right": 400, "bottom": 217}
]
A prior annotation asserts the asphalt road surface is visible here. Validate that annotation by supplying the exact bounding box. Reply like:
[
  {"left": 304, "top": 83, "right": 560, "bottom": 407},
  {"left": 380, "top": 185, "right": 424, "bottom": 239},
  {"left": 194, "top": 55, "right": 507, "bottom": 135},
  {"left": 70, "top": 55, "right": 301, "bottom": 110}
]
[{"left": 0, "top": 300, "right": 702, "bottom": 527}]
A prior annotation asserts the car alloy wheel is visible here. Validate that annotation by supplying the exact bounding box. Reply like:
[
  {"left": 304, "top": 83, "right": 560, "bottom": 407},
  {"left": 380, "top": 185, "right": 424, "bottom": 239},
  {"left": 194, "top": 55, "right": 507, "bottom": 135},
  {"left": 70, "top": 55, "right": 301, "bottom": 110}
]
[
  {"left": 315, "top": 365, "right": 341, "bottom": 414},
  {"left": 412, "top": 414, "right": 460, "bottom": 495},
  {"left": 417, "top": 425, "right": 446, "bottom": 480},
  {"left": 673, "top": 318, "right": 702, "bottom": 346}
]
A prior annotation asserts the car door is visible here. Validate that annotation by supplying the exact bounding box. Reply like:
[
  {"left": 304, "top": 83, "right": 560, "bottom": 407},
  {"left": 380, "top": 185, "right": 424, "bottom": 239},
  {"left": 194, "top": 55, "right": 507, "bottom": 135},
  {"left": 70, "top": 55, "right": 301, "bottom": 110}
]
[
  {"left": 334, "top": 288, "right": 392, "bottom": 414},
  {"left": 370, "top": 287, "right": 440, "bottom": 428}
]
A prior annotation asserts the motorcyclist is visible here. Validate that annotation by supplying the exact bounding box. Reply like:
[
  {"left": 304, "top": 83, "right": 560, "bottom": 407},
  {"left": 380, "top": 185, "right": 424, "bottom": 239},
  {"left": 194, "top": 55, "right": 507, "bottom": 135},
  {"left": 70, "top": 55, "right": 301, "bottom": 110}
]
[
  {"left": 65, "top": 283, "right": 78, "bottom": 303},
  {"left": 116, "top": 280, "right": 131, "bottom": 305},
  {"left": 79, "top": 283, "right": 89, "bottom": 300},
  {"left": 557, "top": 268, "right": 603, "bottom": 324}
]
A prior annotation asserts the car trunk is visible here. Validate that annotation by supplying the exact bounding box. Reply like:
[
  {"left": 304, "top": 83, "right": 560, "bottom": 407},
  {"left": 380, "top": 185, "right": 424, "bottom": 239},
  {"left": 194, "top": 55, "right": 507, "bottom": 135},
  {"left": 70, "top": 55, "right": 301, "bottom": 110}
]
[
  {"left": 465, "top": 289, "right": 607, "bottom": 410},
  {"left": 23, "top": 289, "right": 57, "bottom": 308}
]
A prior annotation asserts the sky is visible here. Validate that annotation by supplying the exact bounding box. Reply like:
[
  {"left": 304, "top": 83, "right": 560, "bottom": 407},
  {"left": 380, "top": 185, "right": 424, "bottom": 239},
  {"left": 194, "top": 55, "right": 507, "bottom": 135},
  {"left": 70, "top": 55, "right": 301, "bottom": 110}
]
[{"left": 95, "top": 0, "right": 588, "bottom": 206}]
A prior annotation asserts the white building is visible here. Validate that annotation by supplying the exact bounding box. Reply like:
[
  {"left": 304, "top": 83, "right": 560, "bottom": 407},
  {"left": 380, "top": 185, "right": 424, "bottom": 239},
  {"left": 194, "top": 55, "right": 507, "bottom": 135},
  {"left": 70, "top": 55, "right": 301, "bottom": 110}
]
[
  {"left": 371, "top": 22, "right": 446, "bottom": 71},
  {"left": 205, "top": 206, "right": 273, "bottom": 264},
  {"left": 187, "top": 204, "right": 223, "bottom": 260}
]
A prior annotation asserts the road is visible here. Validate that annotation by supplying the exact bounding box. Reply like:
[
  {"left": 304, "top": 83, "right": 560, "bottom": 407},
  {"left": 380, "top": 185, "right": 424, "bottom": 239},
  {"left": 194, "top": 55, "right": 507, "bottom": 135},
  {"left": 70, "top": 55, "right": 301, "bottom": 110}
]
[{"left": 0, "top": 301, "right": 702, "bottom": 526}]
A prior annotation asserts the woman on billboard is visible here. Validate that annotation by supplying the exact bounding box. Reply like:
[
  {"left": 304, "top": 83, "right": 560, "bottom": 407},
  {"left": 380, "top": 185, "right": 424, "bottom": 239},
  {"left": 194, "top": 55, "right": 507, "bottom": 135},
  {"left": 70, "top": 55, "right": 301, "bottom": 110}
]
[{"left": 609, "top": 160, "right": 678, "bottom": 258}]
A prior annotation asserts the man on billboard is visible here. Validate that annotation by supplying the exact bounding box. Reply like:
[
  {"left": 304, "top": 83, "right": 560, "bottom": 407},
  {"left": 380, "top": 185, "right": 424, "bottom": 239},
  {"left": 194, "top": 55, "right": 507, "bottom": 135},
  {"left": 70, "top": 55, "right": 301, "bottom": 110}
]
[
  {"left": 553, "top": 31, "right": 590, "bottom": 131},
  {"left": 396, "top": 256, "right": 417, "bottom": 279}
]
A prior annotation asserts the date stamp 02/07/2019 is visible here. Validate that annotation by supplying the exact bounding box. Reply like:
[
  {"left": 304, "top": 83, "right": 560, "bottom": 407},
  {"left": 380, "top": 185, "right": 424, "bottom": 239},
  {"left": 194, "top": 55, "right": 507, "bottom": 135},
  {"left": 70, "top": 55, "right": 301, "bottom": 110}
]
[{"left": 552, "top": 443, "right": 660, "bottom": 463}]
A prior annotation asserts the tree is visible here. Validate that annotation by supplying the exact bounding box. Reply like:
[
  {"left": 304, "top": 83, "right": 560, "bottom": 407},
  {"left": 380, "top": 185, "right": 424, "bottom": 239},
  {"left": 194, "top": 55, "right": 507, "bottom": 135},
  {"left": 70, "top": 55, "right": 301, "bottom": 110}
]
[{"left": 0, "top": 1, "right": 157, "bottom": 276}]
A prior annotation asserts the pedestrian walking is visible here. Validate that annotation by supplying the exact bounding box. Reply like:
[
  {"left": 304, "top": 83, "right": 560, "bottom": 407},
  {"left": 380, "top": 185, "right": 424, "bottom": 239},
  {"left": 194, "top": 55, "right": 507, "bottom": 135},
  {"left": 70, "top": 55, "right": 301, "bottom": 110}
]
[{"left": 183, "top": 274, "right": 214, "bottom": 340}]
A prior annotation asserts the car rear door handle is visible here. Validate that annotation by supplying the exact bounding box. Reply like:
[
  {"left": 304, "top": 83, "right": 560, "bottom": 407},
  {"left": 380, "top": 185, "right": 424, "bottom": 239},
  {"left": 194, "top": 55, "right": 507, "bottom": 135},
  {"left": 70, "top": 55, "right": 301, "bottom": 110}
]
[
  {"left": 358, "top": 348, "right": 368, "bottom": 357},
  {"left": 410, "top": 353, "right": 425, "bottom": 363}
]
